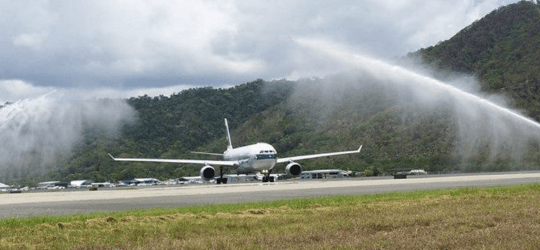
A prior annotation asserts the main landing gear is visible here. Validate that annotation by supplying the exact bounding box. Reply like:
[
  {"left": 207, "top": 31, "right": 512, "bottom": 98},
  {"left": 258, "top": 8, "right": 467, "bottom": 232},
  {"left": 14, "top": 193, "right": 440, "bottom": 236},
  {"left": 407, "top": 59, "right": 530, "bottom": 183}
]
[
  {"left": 216, "top": 166, "right": 228, "bottom": 184},
  {"left": 261, "top": 169, "right": 274, "bottom": 183}
]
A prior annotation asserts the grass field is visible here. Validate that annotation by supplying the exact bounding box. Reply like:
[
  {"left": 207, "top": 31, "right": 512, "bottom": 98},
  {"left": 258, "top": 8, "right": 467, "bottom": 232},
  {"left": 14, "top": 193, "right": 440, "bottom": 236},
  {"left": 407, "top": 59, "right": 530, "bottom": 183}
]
[{"left": 1, "top": 184, "right": 540, "bottom": 249}]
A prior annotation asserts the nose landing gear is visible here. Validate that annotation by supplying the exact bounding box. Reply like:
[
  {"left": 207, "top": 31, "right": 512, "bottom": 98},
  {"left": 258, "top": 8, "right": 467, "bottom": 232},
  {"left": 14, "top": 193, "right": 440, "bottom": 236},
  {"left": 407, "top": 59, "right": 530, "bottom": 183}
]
[{"left": 261, "top": 169, "right": 274, "bottom": 183}]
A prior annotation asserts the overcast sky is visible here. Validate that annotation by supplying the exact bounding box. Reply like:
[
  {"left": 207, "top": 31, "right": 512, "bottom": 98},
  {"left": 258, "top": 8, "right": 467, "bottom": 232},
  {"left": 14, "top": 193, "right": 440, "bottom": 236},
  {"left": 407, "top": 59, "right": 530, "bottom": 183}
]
[{"left": 0, "top": 0, "right": 523, "bottom": 102}]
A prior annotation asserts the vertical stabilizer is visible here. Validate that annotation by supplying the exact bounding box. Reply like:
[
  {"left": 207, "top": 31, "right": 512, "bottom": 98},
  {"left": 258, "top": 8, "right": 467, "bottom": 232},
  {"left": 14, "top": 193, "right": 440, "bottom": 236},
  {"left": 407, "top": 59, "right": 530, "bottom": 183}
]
[{"left": 224, "top": 118, "right": 233, "bottom": 150}]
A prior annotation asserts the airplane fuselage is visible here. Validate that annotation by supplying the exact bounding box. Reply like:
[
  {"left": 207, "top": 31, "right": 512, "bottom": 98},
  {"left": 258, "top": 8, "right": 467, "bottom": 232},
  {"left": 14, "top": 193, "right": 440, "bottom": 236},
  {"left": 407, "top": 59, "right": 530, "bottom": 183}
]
[{"left": 223, "top": 143, "right": 277, "bottom": 174}]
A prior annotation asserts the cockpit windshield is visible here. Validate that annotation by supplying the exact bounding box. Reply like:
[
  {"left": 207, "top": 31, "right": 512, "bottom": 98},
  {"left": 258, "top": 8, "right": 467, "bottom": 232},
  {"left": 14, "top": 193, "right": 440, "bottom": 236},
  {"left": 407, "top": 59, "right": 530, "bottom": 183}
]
[{"left": 256, "top": 149, "right": 276, "bottom": 159}]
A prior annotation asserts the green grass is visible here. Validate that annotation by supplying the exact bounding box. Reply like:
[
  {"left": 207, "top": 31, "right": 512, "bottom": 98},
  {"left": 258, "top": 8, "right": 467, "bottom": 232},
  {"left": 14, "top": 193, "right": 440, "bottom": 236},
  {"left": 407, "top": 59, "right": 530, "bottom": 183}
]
[{"left": 2, "top": 184, "right": 540, "bottom": 249}]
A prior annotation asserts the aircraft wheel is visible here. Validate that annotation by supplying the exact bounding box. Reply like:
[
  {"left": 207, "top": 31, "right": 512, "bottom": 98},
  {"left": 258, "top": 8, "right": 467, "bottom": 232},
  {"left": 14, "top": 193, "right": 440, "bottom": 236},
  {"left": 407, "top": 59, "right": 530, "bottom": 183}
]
[
  {"left": 269, "top": 176, "right": 275, "bottom": 182},
  {"left": 262, "top": 176, "right": 268, "bottom": 182},
  {"left": 222, "top": 178, "right": 227, "bottom": 184},
  {"left": 216, "top": 178, "right": 222, "bottom": 184}
]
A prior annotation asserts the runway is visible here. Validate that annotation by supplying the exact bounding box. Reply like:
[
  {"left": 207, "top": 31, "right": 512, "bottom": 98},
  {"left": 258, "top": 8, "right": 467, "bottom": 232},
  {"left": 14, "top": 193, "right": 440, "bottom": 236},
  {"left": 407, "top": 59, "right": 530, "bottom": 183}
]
[{"left": 1, "top": 171, "right": 540, "bottom": 218}]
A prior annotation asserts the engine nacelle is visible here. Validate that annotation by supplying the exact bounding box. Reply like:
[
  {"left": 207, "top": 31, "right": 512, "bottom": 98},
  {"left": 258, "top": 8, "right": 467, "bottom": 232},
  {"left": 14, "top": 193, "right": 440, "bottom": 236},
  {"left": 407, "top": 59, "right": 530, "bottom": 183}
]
[
  {"left": 285, "top": 162, "right": 302, "bottom": 176},
  {"left": 200, "top": 165, "right": 215, "bottom": 181}
]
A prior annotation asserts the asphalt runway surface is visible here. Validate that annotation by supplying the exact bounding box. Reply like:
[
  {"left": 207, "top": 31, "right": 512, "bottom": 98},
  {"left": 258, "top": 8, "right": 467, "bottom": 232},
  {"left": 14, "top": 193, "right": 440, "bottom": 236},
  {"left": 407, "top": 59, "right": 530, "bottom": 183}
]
[{"left": 2, "top": 171, "right": 540, "bottom": 218}]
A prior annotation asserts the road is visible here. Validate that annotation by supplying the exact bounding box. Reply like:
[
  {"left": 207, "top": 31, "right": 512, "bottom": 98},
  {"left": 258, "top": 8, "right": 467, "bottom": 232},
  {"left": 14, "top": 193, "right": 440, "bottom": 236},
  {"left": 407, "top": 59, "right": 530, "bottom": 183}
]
[{"left": 1, "top": 171, "right": 540, "bottom": 218}]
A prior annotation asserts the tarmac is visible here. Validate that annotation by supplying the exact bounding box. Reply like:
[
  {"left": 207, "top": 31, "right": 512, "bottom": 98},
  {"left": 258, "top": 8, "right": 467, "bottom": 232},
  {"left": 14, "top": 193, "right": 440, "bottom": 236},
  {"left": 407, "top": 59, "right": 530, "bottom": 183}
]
[{"left": 1, "top": 171, "right": 540, "bottom": 218}]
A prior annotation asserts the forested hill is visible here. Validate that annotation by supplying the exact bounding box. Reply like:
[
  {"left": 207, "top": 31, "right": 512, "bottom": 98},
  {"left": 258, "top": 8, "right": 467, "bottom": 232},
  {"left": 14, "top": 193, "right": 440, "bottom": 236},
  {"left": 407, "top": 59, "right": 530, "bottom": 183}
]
[
  {"left": 121, "top": 79, "right": 294, "bottom": 157},
  {"left": 411, "top": 0, "right": 540, "bottom": 119}
]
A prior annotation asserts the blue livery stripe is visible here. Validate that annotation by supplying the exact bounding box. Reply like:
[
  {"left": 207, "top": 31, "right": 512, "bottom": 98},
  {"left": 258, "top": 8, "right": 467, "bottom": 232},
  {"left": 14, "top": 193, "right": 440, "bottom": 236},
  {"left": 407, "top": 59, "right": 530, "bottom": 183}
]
[{"left": 256, "top": 154, "right": 276, "bottom": 160}]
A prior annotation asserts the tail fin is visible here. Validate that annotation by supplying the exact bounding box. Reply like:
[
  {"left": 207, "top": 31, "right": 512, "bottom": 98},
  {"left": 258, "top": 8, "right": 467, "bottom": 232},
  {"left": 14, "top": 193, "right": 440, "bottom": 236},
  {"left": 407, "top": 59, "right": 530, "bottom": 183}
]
[{"left": 224, "top": 118, "right": 233, "bottom": 150}]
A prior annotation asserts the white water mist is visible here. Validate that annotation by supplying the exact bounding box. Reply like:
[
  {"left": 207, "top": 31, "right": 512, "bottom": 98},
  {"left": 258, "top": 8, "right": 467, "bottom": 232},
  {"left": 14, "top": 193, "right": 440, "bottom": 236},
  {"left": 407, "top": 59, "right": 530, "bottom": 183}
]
[
  {"left": 0, "top": 91, "right": 134, "bottom": 179},
  {"left": 294, "top": 38, "right": 540, "bottom": 168}
]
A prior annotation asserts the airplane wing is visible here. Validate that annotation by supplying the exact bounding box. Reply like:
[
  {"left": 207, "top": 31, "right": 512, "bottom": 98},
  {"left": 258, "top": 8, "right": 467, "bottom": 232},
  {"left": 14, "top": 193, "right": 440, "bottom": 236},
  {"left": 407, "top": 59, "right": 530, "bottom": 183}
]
[
  {"left": 276, "top": 145, "right": 362, "bottom": 163},
  {"left": 108, "top": 153, "right": 237, "bottom": 166}
]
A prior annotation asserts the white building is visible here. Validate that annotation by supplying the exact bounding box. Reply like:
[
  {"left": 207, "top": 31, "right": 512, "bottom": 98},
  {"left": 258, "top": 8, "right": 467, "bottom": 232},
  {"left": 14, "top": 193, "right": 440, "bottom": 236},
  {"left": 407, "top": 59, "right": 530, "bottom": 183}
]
[
  {"left": 38, "top": 181, "right": 60, "bottom": 189},
  {"left": 165, "top": 179, "right": 179, "bottom": 185},
  {"left": 0, "top": 182, "right": 10, "bottom": 192},
  {"left": 70, "top": 180, "right": 93, "bottom": 188},
  {"left": 134, "top": 178, "right": 163, "bottom": 186},
  {"left": 178, "top": 176, "right": 204, "bottom": 184},
  {"left": 91, "top": 182, "right": 114, "bottom": 188}
]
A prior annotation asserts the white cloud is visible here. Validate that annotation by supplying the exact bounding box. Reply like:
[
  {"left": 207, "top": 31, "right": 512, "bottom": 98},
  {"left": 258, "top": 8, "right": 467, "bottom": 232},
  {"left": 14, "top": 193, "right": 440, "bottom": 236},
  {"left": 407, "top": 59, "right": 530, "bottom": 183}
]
[
  {"left": 0, "top": 0, "right": 525, "bottom": 91},
  {"left": 0, "top": 79, "right": 226, "bottom": 104},
  {"left": 68, "top": 85, "right": 200, "bottom": 100},
  {"left": 0, "top": 80, "right": 55, "bottom": 103},
  {"left": 12, "top": 32, "right": 48, "bottom": 49},
  {"left": 396, "top": 0, "right": 516, "bottom": 51}
]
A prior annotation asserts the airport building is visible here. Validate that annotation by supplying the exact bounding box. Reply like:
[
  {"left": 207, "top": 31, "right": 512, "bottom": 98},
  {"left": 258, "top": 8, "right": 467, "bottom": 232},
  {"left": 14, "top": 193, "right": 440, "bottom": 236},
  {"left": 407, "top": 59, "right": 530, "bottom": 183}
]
[
  {"left": 38, "top": 181, "right": 69, "bottom": 189},
  {"left": 135, "top": 178, "right": 162, "bottom": 185},
  {"left": 0, "top": 182, "right": 10, "bottom": 191},
  {"left": 300, "top": 169, "right": 350, "bottom": 180},
  {"left": 91, "top": 182, "right": 114, "bottom": 188},
  {"left": 177, "top": 176, "right": 204, "bottom": 184},
  {"left": 70, "top": 180, "right": 93, "bottom": 188},
  {"left": 123, "top": 178, "right": 163, "bottom": 186}
]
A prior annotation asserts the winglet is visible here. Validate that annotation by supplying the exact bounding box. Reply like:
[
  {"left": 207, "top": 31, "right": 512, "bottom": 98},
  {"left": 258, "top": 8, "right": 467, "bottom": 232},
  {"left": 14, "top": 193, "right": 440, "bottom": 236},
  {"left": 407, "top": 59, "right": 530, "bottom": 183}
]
[
  {"left": 357, "top": 145, "right": 363, "bottom": 153},
  {"left": 108, "top": 153, "right": 116, "bottom": 160}
]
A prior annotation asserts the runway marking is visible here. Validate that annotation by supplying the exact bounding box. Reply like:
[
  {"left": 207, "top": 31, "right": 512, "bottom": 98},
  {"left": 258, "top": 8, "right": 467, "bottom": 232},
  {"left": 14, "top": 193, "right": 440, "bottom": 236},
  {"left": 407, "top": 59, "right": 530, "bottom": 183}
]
[{"left": 1, "top": 172, "right": 540, "bottom": 205}]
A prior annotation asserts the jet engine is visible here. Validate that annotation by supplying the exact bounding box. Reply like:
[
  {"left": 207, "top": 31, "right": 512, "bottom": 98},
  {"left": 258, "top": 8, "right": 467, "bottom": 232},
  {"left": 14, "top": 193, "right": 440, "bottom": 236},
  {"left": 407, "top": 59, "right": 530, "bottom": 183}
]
[
  {"left": 200, "top": 165, "right": 215, "bottom": 181},
  {"left": 285, "top": 162, "right": 302, "bottom": 176}
]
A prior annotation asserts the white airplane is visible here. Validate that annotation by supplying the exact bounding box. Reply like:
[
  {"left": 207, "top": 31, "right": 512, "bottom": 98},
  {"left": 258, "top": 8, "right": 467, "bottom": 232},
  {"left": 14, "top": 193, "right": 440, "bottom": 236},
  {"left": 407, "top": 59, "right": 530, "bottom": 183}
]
[{"left": 109, "top": 118, "right": 362, "bottom": 184}]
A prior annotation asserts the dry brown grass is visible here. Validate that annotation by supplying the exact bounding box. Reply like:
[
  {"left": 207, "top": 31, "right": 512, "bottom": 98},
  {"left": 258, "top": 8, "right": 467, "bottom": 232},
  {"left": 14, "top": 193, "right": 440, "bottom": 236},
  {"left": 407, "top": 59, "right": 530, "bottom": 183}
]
[{"left": 2, "top": 185, "right": 540, "bottom": 249}]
